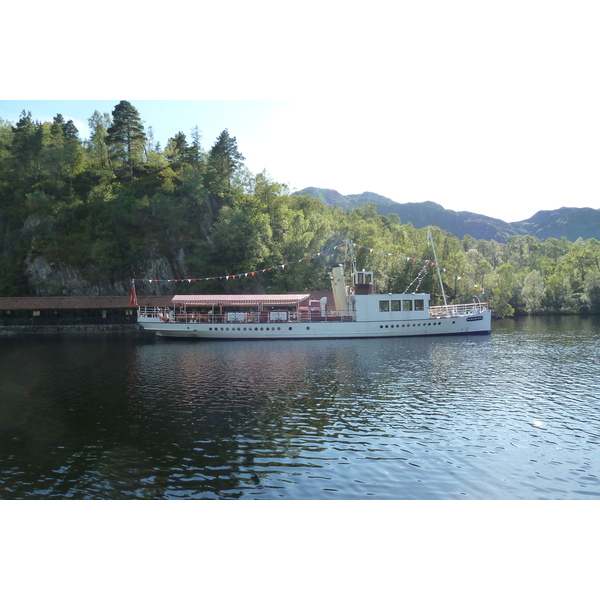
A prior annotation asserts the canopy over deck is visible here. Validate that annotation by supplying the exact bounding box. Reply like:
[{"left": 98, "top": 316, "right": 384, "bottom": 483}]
[{"left": 172, "top": 294, "right": 311, "bottom": 306}]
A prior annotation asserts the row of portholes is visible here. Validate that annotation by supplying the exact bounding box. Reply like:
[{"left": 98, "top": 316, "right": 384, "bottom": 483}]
[
  {"left": 206, "top": 326, "right": 288, "bottom": 332},
  {"left": 379, "top": 321, "right": 455, "bottom": 329},
  {"left": 200, "top": 326, "right": 313, "bottom": 332}
]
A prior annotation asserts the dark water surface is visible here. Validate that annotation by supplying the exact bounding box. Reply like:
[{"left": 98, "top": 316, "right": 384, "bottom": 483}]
[{"left": 1, "top": 316, "right": 599, "bottom": 499}]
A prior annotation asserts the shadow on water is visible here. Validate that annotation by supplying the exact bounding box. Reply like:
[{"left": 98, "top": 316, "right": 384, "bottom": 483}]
[{"left": 1, "top": 320, "right": 599, "bottom": 499}]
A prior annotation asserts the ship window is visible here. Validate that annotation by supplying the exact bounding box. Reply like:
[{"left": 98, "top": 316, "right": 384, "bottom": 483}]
[
  {"left": 391, "top": 300, "right": 401, "bottom": 311},
  {"left": 414, "top": 299, "right": 424, "bottom": 311},
  {"left": 403, "top": 300, "right": 413, "bottom": 311},
  {"left": 379, "top": 301, "right": 390, "bottom": 312}
]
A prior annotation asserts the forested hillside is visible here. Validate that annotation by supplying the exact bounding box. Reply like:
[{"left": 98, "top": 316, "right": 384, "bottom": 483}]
[{"left": 1, "top": 101, "right": 600, "bottom": 317}]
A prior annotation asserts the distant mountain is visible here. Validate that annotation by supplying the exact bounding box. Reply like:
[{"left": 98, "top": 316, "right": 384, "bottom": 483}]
[
  {"left": 294, "top": 188, "right": 600, "bottom": 242},
  {"left": 515, "top": 207, "right": 600, "bottom": 242},
  {"left": 295, "top": 188, "right": 358, "bottom": 211}
]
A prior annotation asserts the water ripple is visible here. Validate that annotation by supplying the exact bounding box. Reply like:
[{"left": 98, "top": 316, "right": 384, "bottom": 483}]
[{"left": 1, "top": 317, "right": 600, "bottom": 498}]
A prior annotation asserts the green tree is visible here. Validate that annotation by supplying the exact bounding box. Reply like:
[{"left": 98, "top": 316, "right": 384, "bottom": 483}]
[
  {"left": 164, "top": 132, "right": 190, "bottom": 167},
  {"left": 522, "top": 270, "right": 545, "bottom": 313},
  {"left": 41, "top": 115, "right": 84, "bottom": 197},
  {"left": 210, "top": 192, "right": 273, "bottom": 278},
  {"left": 206, "top": 129, "right": 244, "bottom": 191},
  {"left": 46, "top": 114, "right": 66, "bottom": 179},
  {"left": 563, "top": 238, "right": 596, "bottom": 292},
  {"left": 10, "top": 111, "right": 41, "bottom": 190},
  {"left": 188, "top": 125, "right": 205, "bottom": 168},
  {"left": 106, "top": 101, "right": 147, "bottom": 176},
  {"left": 0, "top": 119, "right": 14, "bottom": 207},
  {"left": 583, "top": 272, "right": 600, "bottom": 312},
  {"left": 490, "top": 263, "right": 515, "bottom": 318},
  {"left": 87, "top": 110, "right": 111, "bottom": 169},
  {"left": 545, "top": 271, "right": 571, "bottom": 311},
  {"left": 201, "top": 129, "right": 245, "bottom": 236}
]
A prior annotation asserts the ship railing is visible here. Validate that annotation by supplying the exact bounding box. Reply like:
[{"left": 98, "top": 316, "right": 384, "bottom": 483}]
[
  {"left": 137, "top": 307, "right": 355, "bottom": 323},
  {"left": 429, "top": 302, "right": 489, "bottom": 318},
  {"left": 137, "top": 307, "right": 172, "bottom": 321}
]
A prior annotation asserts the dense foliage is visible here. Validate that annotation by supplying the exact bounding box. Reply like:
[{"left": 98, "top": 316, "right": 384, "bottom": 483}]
[{"left": 1, "top": 101, "right": 599, "bottom": 316}]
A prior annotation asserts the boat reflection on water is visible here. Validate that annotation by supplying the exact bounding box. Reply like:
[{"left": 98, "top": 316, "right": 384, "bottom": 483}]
[{"left": 123, "top": 334, "right": 494, "bottom": 499}]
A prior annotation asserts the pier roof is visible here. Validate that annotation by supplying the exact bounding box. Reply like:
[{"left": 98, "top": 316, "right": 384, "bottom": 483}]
[{"left": 0, "top": 296, "right": 174, "bottom": 310}]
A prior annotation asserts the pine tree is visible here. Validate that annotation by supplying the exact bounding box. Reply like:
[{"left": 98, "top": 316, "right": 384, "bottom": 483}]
[
  {"left": 46, "top": 114, "right": 67, "bottom": 182},
  {"left": 206, "top": 129, "right": 244, "bottom": 190},
  {"left": 188, "top": 125, "right": 205, "bottom": 168},
  {"left": 164, "top": 131, "right": 190, "bottom": 167},
  {"left": 105, "top": 100, "right": 147, "bottom": 176},
  {"left": 201, "top": 129, "right": 245, "bottom": 236},
  {"left": 10, "top": 111, "right": 40, "bottom": 188}
]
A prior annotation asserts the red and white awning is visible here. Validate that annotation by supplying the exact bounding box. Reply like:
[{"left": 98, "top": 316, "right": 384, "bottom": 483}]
[{"left": 172, "top": 294, "right": 311, "bottom": 306}]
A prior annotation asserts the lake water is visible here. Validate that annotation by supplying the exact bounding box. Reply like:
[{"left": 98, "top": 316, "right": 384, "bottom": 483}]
[{"left": 1, "top": 316, "right": 599, "bottom": 500}]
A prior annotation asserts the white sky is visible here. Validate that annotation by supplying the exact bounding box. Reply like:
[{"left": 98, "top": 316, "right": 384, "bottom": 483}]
[{"left": 4, "top": 1, "right": 600, "bottom": 223}]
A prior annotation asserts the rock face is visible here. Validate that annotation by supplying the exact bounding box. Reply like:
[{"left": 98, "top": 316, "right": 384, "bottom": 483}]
[
  {"left": 23, "top": 254, "right": 183, "bottom": 297},
  {"left": 24, "top": 256, "right": 105, "bottom": 296},
  {"left": 13, "top": 202, "right": 192, "bottom": 296}
]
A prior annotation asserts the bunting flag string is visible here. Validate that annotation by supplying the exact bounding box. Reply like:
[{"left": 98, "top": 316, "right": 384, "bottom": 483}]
[
  {"left": 133, "top": 240, "right": 483, "bottom": 294},
  {"left": 404, "top": 265, "right": 429, "bottom": 294},
  {"left": 132, "top": 242, "right": 348, "bottom": 284}
]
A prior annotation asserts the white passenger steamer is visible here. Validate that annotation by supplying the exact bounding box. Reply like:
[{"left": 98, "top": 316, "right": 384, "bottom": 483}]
[{"left": 137, "top": 265, "right": 491, "bottom": 339}]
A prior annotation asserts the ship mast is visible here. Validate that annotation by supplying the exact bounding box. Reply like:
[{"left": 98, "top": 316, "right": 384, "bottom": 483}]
[
  {"left": 348, "top": 239, "right": 357, "bottom": 279},
  {"left": 428, "top": 227, "right": 448, "bottom": 309}
]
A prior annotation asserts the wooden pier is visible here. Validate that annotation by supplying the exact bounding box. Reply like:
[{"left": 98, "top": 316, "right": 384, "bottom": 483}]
[{"left": 0, "top": 296, "right": 172, "bottom": 334}]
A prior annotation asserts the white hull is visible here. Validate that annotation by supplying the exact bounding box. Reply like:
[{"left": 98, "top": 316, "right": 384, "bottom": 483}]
[{"left": 138, "top": 310, "right": 491, "bottom": 339}]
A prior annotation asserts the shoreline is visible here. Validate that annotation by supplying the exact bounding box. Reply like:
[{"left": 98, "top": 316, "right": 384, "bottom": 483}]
[{"left": 0, "top": 323, "right": 154, "bottom": 337}]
